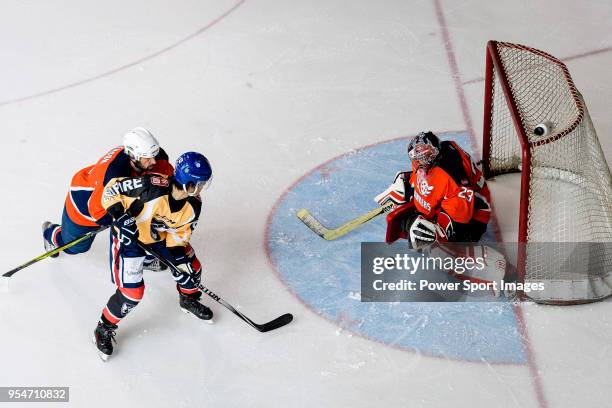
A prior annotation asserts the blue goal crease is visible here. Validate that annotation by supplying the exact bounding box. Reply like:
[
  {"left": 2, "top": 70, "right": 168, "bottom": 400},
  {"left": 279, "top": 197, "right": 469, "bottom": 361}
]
[{"left": 268, "top": 132, "right": 525, "bottom": 364}]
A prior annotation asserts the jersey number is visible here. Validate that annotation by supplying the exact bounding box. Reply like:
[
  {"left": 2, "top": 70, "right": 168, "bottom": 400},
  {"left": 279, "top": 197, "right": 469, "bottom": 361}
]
[{"left": 459, "top": 187, "right": 473, "bottom": 202}]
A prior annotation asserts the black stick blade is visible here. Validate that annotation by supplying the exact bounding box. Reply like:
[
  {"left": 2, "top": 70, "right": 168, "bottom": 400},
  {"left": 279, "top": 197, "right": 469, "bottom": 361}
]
[{"left": 258, "top": 313, "right": 293, "bottom": 332}]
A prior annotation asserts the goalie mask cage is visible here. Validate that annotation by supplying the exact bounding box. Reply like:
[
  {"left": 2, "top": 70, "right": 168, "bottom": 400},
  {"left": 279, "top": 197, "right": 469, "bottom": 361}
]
[{"left": 482, "top": 40, "right": 612, "bottom": 305}]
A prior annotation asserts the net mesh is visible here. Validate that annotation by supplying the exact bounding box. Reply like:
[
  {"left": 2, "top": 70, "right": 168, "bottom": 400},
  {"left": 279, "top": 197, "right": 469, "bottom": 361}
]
[{"left": 484, "top": 41, "right": 612, "bottom": 304}]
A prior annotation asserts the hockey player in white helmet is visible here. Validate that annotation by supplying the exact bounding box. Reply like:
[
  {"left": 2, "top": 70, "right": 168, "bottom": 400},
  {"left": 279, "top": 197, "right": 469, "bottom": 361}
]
[
  {"left": 42, "top": 127, "right": 174, "bottom": 271},
  {"left": 122, "top": 127, "right": 162, "bottom": 171}
]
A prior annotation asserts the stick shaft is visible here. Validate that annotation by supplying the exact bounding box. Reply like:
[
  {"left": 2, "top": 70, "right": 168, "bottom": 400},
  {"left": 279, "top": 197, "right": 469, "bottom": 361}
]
[
  {"left": 297, "top": 201, "right": 393, "bottom": 240},
  {"left": 140, "top": 242, "right": 292, "bottom": 332},
  {"left": 3, "top": 225, "right": 109, "bottom": 278}
]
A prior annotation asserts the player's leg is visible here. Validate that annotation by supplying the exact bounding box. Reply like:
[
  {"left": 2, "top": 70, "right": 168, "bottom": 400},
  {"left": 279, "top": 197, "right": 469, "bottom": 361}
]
[
  {"left": 143, "top": 252, "right": 168, "bottom": 272},
  {"left": 451, "top": 219, "right": 488, "bottom": 242},
  {"left": 176, "top": 281, "right": 213, "bottom": 322},
  {"left": 157, "top": 244, "right": 213, "bottom": 322},
  {"left": 94, "top": 229, "right": 146, "bottom": 360},
  {"left": 42, "top": 207, "right": 99, "bottom": 256}
]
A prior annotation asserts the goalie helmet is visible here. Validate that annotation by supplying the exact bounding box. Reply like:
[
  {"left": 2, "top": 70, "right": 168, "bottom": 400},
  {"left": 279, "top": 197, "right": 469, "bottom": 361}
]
[
  {"left": 175, "top": 152, "right": 213, "bottom": 196},
  {"left": 407, "top": 131, "right": 440, "bottom": 169},
  {"left": 123, "top": 127, "right": 160, "bottom": 161}
]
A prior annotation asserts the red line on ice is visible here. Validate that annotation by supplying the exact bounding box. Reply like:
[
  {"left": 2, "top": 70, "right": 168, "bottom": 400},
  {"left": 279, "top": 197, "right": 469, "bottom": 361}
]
[
  {"left": 514, "top": 304, "right": 549, "bottom": 408},
  {"left": 263, "top": 131, "right": 523, "bottom": 366},
  {"left": 432, "top": 0, "right": 477, "bottom": 150},
  {"left": 462, "top": 46, "right": 612, "bottom": 85},
  {"left": 0, "top": 0, "right": 246, "bottom": 107},
  {"left": 432, "top": 0, "right": 549, "bottom": 407}
]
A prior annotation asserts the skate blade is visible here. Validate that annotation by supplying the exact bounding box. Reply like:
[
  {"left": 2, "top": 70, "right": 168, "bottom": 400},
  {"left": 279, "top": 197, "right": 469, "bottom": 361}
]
[
  {"left": 181, "top": 308, "right": 214, "bottom": 324},
  {"left": 92, "top": 336, "right": 111, "bottom": 362}
]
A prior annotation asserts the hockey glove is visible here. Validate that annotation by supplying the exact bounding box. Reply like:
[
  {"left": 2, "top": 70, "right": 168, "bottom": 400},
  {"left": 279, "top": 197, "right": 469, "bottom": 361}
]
[
  {"left": 114, "top": 213, "right": 139, "bottom": 245},
  {"left": 406, "top": 214, "right": 438, "bottom": 250},
  {"left": 374, "top": 171, "right": 413, "bottom": 206},
  {"left": 150, "top": 220, "right": 167, "bottom": 241},
  {"left": 435, "top": 212, "right": 455, "bottom": 241},
  {"left": 171, "top": 246, "right": 202, "bottom": 287}
]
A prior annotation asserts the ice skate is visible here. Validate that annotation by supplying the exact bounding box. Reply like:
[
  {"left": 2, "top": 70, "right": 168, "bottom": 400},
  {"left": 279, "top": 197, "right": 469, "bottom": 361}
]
[
  {"left": 179, "top": 292, "right": 213, "bottom": 324},
  {"left": 93, "top": 321, "right": 117, "bottom": 361},
  {"left": 42, "top": 221, "right": 60, "bottom": 258}
]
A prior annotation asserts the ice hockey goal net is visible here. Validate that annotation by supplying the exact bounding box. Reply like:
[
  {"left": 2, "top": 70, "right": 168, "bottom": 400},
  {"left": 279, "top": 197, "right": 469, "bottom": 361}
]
[{"left": 482, "top": 40, "right": 612, "bottom": 304}]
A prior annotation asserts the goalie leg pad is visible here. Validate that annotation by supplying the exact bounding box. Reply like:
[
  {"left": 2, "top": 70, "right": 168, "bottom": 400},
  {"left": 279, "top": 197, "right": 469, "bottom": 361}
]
[
  {"left": 446, "top": 218, "right": 488, "bottom": 242},
  {"left": 430, "top": 245, "right": 510, "bottom": 297}
]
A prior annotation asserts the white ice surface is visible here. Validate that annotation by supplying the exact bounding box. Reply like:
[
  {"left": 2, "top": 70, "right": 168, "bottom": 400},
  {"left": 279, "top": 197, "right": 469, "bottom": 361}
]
[{"left": 0, "top": 1, "right": 611, "bottom": 407}]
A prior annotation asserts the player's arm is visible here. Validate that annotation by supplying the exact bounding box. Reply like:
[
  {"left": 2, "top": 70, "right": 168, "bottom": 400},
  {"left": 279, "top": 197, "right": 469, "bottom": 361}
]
[
  {"left": 439, "top": 177, "right": 474, "bottom": 226},
  {"left": 146, "top": 147, "right": 174, "bottom": 177},
  {"left": 163, "top": 198, "right": 203, "bottom": 286},
  {"left": 102, "top": 177, "right": 146, "bottom": 244},
  {"left": 102, "top": 153, "right": 133, "bottom": 186},
  {"left": 374, "top": 171, "right": 414, "bottom": 206},
  {"left": 450, "top": 141, "right": 486, "bottom": 190},
  {"left": 158, "top": 196, "right": 201, "bottom": 246},
  {"left": 462, "top": 158, "right": 486, "bottom": 192},
  {"left": 406, "top": 177, "right": 474, "bottom": 248}
]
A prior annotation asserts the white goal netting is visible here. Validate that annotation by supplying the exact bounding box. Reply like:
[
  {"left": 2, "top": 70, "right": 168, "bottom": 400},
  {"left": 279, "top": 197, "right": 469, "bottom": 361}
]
[{"left": 483, "top": 41, "right": 612, "bottom": 304}]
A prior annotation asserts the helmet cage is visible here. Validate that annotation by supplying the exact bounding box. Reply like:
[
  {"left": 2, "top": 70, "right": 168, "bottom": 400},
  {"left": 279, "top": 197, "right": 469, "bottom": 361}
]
[{"left": 407, "top": 131, "right": 440, "bottom": 169}]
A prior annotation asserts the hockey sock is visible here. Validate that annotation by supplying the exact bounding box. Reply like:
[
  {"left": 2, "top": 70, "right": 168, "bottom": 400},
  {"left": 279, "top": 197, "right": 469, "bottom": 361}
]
[
  {"left": 43, "top": 224, "right": 63, "bottom": 247},
  {"left": 101, "top": 288, "right": 141, "bottom": 325}
]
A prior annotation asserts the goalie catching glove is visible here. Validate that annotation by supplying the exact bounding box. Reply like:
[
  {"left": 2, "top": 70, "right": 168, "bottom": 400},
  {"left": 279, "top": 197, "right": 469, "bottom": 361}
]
[{"left": 405, "top": 211, "right": 454, "bottom": 249}]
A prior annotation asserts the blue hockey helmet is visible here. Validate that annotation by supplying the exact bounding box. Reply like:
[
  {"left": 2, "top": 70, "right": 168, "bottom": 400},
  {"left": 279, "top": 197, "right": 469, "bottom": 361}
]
[{"left": 174, "top": 152, "right": 213, "bottom": 196}]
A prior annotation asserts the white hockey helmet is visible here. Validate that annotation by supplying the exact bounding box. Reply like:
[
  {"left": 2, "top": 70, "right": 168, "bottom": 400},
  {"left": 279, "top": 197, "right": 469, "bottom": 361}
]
[{"left": 123, "top": 127, "right": 160, "bottom": 161}]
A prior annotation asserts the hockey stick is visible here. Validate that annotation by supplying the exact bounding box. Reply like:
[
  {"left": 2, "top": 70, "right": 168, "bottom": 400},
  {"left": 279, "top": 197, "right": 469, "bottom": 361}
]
[
  {"left": 296, "top": 201, "right": 394, "bottom": 240},
  {"left": 140, "top": 243, "right": 293, "bottom": 333},
  {"left": 2, "top": 225, "right": 109, "bottom": 278}
]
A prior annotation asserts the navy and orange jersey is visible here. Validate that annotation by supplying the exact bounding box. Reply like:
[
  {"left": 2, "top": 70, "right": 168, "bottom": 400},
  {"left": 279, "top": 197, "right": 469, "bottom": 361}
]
[
  {"left": 101, "top": 174, "right": 202, "bottom": 249},
  {"left": 65, "top": 146, "right": 174, "bottom": 227},
  {"left": 409, "top": 141, "right": 490, "bottom": 225}
]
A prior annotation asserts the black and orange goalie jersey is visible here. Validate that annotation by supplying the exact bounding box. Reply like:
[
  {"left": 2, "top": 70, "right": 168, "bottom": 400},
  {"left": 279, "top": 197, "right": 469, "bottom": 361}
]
[
  {"left": 101, "top": 174, "right": 201, "bottom": 248},
  {"left": 409, "top": 140, "right": 490, "bottom": 225}
]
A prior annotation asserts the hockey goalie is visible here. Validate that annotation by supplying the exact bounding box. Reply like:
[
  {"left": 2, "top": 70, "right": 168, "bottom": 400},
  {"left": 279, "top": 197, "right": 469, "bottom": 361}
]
[
  {"left": 375, "top": 131, "right": 491, "bottom": 248},
  {"left": 374, "top": 132, "right": 512, "bottom": 297}
]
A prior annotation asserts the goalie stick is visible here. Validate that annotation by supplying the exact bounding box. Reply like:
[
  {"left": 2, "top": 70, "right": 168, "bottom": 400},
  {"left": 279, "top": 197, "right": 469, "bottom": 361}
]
[
  {"left": 140, "top": 243, "right": 293, "bottom": 333},
  {"left": 296, "top": 201, "right": 394, "bottom": 240}
]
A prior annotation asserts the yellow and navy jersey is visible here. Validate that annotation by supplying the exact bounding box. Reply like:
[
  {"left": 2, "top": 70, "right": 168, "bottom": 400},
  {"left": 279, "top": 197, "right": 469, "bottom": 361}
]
[{"left": 101, "top": 174, "right": 202, "bottom": 248}]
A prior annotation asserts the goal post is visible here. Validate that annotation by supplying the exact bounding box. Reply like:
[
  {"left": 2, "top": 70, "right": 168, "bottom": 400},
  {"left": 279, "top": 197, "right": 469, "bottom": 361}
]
[{"left": 482, "top": 40, "right": 612, "bottom": 304}]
